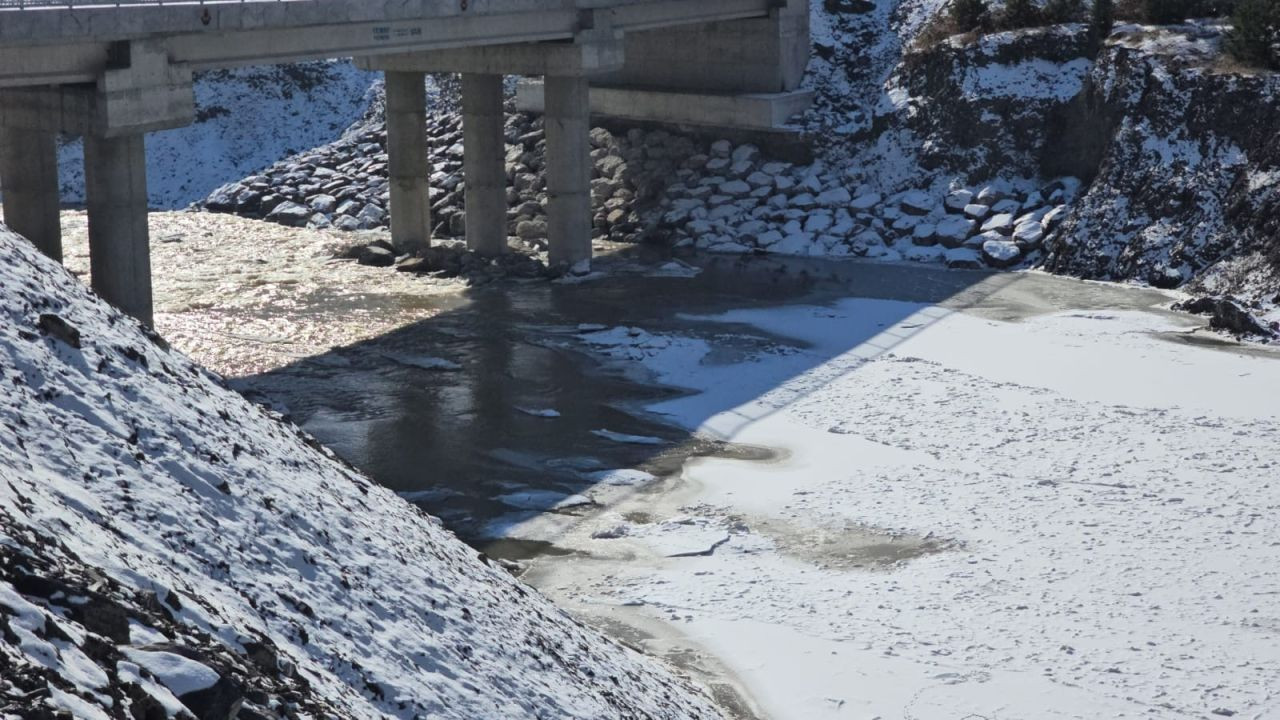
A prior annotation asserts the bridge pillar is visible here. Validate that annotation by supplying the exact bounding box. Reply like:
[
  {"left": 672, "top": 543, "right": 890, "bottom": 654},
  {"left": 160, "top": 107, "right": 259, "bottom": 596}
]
[
  {"left": 461, "top": 73, "right": 507, "bottom": 256},
  {"left": 0, "top": 127, "right": 62, "bottom": 262},
  {"left": 385, "top": 71, "right": 431, "bottom": 253},
  {"left": 85, "top": 133, "right": 152, "bottom": 325},
  {"left": 543, "top": 75, "right": 591, "bottom": 268}
]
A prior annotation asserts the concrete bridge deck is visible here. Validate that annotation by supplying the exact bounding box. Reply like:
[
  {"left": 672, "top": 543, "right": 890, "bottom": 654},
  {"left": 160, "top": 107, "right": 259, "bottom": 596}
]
[
  {"left": 0, "top": 0, "right": 781, "bottom": 84},
  {"left": 0, "top": 0, "right": 811, "bottom": 324}
]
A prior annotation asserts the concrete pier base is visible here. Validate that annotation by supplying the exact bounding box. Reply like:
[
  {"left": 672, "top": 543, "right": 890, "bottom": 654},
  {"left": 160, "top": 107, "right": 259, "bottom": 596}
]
[
  {"left": 543, "top": 75, "right": 591, "bottom": 268},
  {"left": 385, "top": 71, "right": 431, "bottom": 253},
  {"left": 461, "top": 73, "right": 507, "bottom": 256},
  {"left": 84, "top": 133, "right": 151, "bottom": 325},
  {"left": 0, "top": 127, "right": 62, "bottom": 261}
]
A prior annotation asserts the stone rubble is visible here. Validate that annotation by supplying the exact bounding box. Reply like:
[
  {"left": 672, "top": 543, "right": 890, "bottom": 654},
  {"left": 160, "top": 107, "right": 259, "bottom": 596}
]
[
  {"left": 204, "top": 101, "right": 686, "bottom": 255},
  {"left": 201, "top": 102, "right": 1079, "bottom": 273},
  {"left": 656, "top": 157, "right": 1077, "bottom": 270}
]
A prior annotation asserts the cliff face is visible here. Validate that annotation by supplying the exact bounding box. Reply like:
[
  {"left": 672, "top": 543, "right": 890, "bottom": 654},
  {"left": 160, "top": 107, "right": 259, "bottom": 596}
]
[
  {"left": 1042, "top": 31, "right": 1280, "bottom": 302},
  {"left": 0, "top": 226, "right": 724, "bottom": 719},
  {"left": 877, "top": 27, "right": 1094, "bottom": 183},
  {"left": 855, "top": 19, "right": 1278, "bottom": 309}
]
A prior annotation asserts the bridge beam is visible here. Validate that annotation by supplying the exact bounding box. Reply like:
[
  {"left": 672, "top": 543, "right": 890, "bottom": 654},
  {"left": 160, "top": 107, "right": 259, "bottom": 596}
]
[
  {"left": 0, "top": 127, "right": 63, "bottom": 262},
  {"left": 543, "top": 75, "right": 592, "bottom": 268},
  {"left": 85, "top": 132, "right": 152, "bottom": 326},
  {"left": 0, "top": 0, "right": 774, "bottom": 86},
  {"left": 461, "top": 73, "right": 507, "bottom": 257},
  {"left": 353, "top": 35, "right": 625, "bottom": 77},
  {"left": 385, "top": 71, "right": 432, "bottom": 254}
]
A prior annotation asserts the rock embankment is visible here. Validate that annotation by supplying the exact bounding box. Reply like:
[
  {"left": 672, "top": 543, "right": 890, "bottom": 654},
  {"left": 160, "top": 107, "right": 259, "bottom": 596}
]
[
  {"left": 203, "top": 93, "right": 1074, "bottom": 272},
  {"left": 0, "top": 224, "right": 726, "bottom": 719},
  {"left": 652, "top": 143, "right": 1074, "bottom": 269}
]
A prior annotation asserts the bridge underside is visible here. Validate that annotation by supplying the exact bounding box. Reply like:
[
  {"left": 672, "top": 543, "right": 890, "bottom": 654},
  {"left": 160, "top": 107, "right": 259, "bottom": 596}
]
[{"left": 0, "top": 0, "right": 810, "bottom": 324}]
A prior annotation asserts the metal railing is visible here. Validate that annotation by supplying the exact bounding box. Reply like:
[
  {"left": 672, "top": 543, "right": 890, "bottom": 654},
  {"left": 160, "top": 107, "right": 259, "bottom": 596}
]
[{"left": 0, "top": 0, "right": 295, "bottom": 9}]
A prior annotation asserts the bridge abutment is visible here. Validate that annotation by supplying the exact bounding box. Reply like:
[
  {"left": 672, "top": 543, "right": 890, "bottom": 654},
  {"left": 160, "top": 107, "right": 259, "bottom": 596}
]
[
  {"left": 385, "top": 71, "right": 433, "bottom": 254},
  {"left": 461, "top": 73, "right": 508, "bottom": 257},
  {"left": 0, "top": 127, "right": 62, "bottom": 262},
  {"left": 85, "top": 133, "right": 152, "bottom": 326}
]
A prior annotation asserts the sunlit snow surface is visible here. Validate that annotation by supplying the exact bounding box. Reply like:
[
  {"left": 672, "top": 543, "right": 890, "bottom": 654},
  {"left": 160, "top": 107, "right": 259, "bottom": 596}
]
[
  {"left": 545, "top": 275, "right": 1280, "bottom": 719},
  {"left": 0, "top": 227, "right": 723, "bottom": 719}
]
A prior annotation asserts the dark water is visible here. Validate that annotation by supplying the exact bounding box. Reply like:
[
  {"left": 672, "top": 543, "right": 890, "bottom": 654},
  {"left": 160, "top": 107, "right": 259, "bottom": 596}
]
[{"left": 239, "top": 250, "right": 994, "bottom": 545}]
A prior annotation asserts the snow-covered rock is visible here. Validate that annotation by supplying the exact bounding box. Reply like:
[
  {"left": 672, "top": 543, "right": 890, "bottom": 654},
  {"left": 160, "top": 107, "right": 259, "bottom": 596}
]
[
  {"left": 982, "top": 237, "right": 1023, "bottom": 268},
  {"left": 935, "top": 216, "right": 976, "bottom": 248},
  {"left": 817, "top": 187, "right": 852, "bottom": 206},
  {"left": 1012, "top": 221, "right": 1045, "bottom": 248},
  {"left": 944, "top": 188, "right": 974, "bottom": 211},
  {"left": 911, "top": 222, "right": 937, "bottom": 246},
  {"left": 0, "top": 226, "right": 724, "bottom": 720},
  {"left": 980, "top": 212, "right": 1014, "bottom": 235},
  {"left": 850, "top": 192, "right": 881, "bottom": 210},
  {"left": 899, "top": 190, "right": 934, "bottom": 216},
  {"left": 944, "top": 246, "right": 984, "bottom": 269}
]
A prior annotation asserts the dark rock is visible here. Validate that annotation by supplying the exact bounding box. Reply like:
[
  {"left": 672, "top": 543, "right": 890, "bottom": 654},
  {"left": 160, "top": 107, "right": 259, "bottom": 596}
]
[
  {"left": 824, "top": 0, "right": 875, "bottom": 12},
  {"left": 179, "top": 674, "right": 244, "bottom": 720},
  {"left": 265, "top": 201, "right": 312, "bottom": 227},
  {"left": 37, "top": 314, "right": 81, "bottom": 348},
  {"left": 258, "top": 194, "right": 284, "bottom": 215},
  {"left": 308, "top": 194, "right": 338, "bottom": 214},
  {"left": 1174, "top": 296, "right": 1276, "bottom": 338},
  {"left": 355, "top": 203, "right": 387, "bottom": 228},
  {"left": 205, "top": 184, "right": 243, "bottom": 213},
  {"left": 883, "top": 27, "right": 1092, "bottom": 180},
  {"left": 357, "top": 245, "right": 396, "bottom": 267}
]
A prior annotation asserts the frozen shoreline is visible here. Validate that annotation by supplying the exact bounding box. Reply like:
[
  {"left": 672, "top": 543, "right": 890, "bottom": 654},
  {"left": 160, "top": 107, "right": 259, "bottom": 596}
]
[{"left": 517, "top": 271, "right": 1280, "bottom": 719}]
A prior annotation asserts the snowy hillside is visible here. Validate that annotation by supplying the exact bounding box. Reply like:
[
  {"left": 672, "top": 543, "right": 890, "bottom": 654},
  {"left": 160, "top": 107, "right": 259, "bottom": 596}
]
[
  {"left": 57, "top": 62, "right": 379, "bottom": 209},
  {"left": 0, "top": 225, "right": 724, "bottom": 719}
]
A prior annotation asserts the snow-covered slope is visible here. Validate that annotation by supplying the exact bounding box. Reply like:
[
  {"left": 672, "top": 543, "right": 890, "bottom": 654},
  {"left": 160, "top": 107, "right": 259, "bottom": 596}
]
[
  {"left": 57, "top": 61, "right": 379, "bottom": 210},
  {"left": 0, "top": 225, "right": 724, "bottom": 719}
]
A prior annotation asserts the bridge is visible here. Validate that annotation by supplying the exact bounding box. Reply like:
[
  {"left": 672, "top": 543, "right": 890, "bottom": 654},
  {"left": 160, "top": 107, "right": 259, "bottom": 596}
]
[{"left": 0, "top": 0, "right": 810, "bottom": 325}]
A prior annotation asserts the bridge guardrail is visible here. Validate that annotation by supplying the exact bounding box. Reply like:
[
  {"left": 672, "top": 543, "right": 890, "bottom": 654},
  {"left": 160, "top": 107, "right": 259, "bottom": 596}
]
[{"left": 0, "top": 0, "right": 293, "bottom": 9}]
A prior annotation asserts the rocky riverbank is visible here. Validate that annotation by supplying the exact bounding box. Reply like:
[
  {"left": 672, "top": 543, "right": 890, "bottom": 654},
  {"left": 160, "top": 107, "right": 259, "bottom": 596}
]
[
  {"left": 200, "top": 96, "right": 1080, "bottom": 274},
  {"left": 0, "top": 224, "right": 729, "bottom": 719}
]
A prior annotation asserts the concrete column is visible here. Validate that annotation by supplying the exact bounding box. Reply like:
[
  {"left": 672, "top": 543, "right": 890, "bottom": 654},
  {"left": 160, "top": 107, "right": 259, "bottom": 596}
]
[
  {"left": 385, "top": 71, "right": 431, "bottom": 253},
  {"left": 84, "top": 133, "right": 152, "bottom": 325},
  {"left": 0, "top": 127, "right": 62, "bottom": 261},
  {"left": 461, "top": 73, "right": 507, "bottom": 256},
  {"left": 543, "top": 75, "right": 591, "bottom": 268}
]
